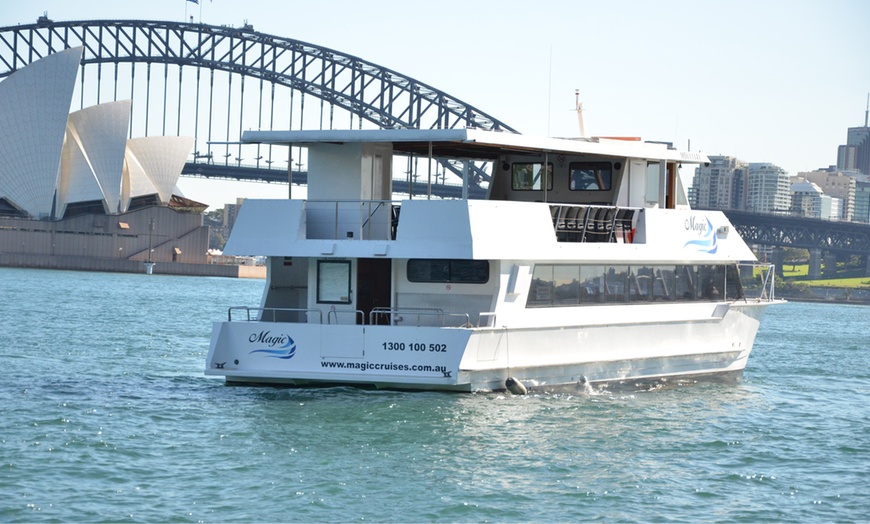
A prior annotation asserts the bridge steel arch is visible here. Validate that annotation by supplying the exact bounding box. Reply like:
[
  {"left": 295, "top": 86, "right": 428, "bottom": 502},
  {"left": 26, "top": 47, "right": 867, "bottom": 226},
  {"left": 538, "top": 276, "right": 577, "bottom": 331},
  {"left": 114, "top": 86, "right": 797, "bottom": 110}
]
[{"left": 0, "top": 18, "right": 517, "bottom": 184}]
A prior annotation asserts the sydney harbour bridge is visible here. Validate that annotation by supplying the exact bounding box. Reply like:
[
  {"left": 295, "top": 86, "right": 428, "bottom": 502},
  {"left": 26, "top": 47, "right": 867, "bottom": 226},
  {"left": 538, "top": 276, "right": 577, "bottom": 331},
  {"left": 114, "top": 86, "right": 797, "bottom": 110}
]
[{"left": 1, "top": 17, "right": 868, "bottom": 272}]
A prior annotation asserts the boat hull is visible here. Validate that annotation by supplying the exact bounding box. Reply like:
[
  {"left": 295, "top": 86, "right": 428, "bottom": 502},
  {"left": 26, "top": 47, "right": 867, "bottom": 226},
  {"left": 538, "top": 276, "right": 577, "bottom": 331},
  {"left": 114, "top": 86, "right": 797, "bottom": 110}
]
[{"left": 205, "top": 301, "right": 772, "bottom": 392}]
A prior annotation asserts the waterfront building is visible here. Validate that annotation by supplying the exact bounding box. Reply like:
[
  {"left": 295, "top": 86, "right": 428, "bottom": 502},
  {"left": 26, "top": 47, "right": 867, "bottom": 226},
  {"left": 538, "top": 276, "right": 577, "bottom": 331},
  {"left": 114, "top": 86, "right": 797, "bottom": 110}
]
[
  {"left": 790, "top": 180, "right": 840, "bottom": 220},
  {"left": 0, "top": 48, "right": 80, "bottom": 218},
  {"left": 0, "top": 47, "right": 199, "bottom": 221},
  {"left": 690, "top": 155, "right": 747, "bottom": 211},
  {"left": 800, "top": 168, "right": 856, "bottom": 221},
  {"left": 854, "top": 177, "right": 870, "bottom": 224},
  {"left": 0, "top": 47, "right": 244, "bottom": 276},
  {"left": 746, "top": 163, "right": 790, "bottom": 214}
]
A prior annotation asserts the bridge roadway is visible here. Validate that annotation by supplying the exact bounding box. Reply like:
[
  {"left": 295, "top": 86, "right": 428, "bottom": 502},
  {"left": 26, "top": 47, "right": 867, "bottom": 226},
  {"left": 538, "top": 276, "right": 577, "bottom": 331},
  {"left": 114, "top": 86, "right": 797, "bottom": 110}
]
[{"left": 182, "top": 161, "right": 481, "bottom": 200}]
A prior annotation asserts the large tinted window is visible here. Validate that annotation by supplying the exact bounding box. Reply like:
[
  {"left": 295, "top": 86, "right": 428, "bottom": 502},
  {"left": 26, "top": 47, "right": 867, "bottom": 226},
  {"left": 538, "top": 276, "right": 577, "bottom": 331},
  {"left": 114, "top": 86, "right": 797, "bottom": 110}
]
[
  {"left": 528, "top": 263, "right": 729, "bottom": 307},
  {"left": 407, "top": 259, "right": 489, "bottom": 284},
  {"left": 569, "top": 161, "right": 612, "bottom": 191},
  {"left": 512, "top": 162, "right": 553, "bottom": 191}
]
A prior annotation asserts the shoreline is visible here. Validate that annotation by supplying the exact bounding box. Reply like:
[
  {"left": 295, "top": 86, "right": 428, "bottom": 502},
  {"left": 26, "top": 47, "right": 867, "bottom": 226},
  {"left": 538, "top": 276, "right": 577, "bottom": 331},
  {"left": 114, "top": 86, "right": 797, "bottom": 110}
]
[{"left": 776, "top": 295, "right": 870, "bottom": 306}]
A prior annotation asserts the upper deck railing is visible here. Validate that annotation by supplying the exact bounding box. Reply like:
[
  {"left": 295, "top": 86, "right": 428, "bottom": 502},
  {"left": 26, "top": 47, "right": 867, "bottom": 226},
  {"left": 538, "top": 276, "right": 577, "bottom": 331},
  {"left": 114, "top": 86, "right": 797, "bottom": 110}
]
[
  {"left": 300, "top": 200, "right": 645, "bottom": 244},
  {"left": 304, "top": 199, "right": 400, "bottom": 240},
  {"left": 549, "top": 204, "right": 641, "bottom": 243}
]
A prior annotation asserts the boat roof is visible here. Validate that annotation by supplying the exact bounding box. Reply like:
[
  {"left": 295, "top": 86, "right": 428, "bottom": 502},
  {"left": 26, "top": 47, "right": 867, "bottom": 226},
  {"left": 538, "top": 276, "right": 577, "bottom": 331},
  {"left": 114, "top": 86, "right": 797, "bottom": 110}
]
[{"left": 241, "top": 128, "right": 709, "bottom": 164}]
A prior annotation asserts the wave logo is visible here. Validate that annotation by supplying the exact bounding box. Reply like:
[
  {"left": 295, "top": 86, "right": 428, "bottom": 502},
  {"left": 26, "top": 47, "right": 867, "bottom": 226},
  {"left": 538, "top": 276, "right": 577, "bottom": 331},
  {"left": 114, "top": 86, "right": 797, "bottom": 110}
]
[
  {"left": 248, "top": 330, "right": 296, "bottom": 360},
  {"left": 683, "top": 216, "right": 718, "bottom": 254}
]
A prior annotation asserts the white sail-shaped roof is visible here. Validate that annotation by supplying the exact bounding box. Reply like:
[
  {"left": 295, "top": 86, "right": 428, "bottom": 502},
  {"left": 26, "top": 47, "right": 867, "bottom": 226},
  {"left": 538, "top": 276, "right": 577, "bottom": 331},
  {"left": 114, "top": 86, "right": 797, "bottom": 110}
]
[
  {"left": 123, "top": 136, "right": 194, "bottom": 209},
  {"left": 57, "top": 133, "right": 104, "bottom": 210},
  {"left": 121, "top": 144, "right": 158, "bottom": 211},
  {"left": 0, "top": 47, "right": 83, "bottom": 218},
  {"left": 57, "top": 100, "right": 132, "bottom": 216}
]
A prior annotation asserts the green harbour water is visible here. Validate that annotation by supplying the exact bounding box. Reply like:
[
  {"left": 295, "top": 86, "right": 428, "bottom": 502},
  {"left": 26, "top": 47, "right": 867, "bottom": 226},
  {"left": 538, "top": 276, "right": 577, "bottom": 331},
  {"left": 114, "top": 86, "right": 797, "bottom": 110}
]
[{"left": 1, "top": 267, "right": 868, "bottom": 522}]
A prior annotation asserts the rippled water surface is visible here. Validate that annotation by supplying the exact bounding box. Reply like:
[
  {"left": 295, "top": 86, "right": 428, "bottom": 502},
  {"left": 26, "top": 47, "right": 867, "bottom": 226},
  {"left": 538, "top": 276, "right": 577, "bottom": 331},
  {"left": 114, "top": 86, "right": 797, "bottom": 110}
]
[{"left": 1, "top": 267, "right": 868, "bottom": 522}]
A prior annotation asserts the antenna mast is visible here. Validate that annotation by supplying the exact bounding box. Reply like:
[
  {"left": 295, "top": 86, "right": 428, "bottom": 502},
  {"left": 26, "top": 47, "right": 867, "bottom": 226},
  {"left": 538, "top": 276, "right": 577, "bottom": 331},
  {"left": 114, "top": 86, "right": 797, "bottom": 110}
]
[
  {"left": 575, "top": 89, "right": 587, "bottom": 138},
  {"left": 865, "top": 92, "right": 869, "bottom": 127}
]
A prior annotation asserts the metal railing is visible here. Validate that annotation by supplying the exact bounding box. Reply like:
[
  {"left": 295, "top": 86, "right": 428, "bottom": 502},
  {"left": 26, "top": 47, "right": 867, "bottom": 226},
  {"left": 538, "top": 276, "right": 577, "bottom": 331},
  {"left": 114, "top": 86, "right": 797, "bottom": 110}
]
[
  {"left": 737, "top": 263, "right": 778, "bottom": 302},
  {"left": 226, "top": 305, "right": 481, "bottom": 327},
  {"left": 227, "top": 306, "right": 323, "bottom": 323},
  {"left": 370, "top": 307, "right": 472, "bottom": 327},
  {"left": 327, "top": 309, "right": 365, "bottom": 325},
  {"left": 305, "top": 199, "right": 400, "bottom": 240},
  {"left": 477, "top": 312, "right": 497, "bottom": 328}
]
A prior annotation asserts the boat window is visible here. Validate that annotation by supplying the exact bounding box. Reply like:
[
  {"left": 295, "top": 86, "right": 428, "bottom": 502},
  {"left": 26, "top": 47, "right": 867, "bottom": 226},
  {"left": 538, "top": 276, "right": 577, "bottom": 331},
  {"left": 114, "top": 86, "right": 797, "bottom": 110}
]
[
  {"left": 569, "top": 162, "right": 611, "bottom": 191},
  {"left": 528, "top": 265, "right": 554, "bottom": 306},
  {"left": 605, "top": 266, "right": 630, "bottom": 303},
  {"left": 698, "top": 265, "right": 726, "bottom": 300},
  {"left": 675, "top": 265, "right": 697, "bottom": 300},
  {"left": 630, "top": 266, "right": 655, "bottom": 301},
  {"left": 554, "top": 265, "right": 581, "bottom": 305},
  {"left": 317, "top": 260, "right": 352, "bottom": 304},
  {"left": 579, "top": 265, "right": 604, "bottom": 303},
  {"left": 527, "top": 263, "right": 729, "bottom": 307},
  {"left": 407, "top": 259, "right": 489, "bottom": 284},
  {"left": 655, "top": 267, "right": 676, "bottom": 300},
  {"left": 511, "top": 162, "right": 553, "bottom": 191}
]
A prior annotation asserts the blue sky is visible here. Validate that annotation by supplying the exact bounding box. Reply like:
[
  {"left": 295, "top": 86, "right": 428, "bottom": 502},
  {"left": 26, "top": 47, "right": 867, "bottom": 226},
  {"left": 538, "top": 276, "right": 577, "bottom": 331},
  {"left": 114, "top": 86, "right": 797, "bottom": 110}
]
[{"left": 2, "top": 0, "right": 869, "bottom": 207}]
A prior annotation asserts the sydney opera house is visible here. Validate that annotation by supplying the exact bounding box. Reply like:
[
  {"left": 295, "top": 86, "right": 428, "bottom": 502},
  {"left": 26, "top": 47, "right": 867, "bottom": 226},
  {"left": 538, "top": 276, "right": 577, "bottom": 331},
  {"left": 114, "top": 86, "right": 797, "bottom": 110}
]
[{"left": 0, "top": 47, "right": 250, "bottom": 276}]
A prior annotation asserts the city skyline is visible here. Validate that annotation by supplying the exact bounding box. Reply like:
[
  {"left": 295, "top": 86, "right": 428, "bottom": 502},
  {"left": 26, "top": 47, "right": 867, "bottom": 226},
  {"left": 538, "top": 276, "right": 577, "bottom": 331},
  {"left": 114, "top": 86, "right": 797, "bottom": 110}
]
[{"left": 2, "top": 0, "right": 868, "bottom": 209}]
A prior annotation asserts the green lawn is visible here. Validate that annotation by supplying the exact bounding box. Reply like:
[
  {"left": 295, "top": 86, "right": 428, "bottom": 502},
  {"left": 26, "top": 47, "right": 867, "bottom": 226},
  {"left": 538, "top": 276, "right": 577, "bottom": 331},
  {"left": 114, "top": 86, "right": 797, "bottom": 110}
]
[
  {"left": 799, "top": 277, "right": 870, "bottom": 288},
  {"left": 782, "top": 264, "right": 808, "bottom": 278},
  {"left": 777, "top": 264, "right": 870, "bottom": 289}
]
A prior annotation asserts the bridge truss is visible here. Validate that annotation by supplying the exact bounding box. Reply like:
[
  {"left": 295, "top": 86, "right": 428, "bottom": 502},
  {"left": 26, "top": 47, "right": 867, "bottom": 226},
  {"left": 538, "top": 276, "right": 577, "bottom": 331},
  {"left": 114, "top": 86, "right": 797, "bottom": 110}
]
[
  {"left": 0, "top": 17, "right": 516, "bottom": 186},
  {"left": 726, "top": 210, "right": 870, "bottom": 257}
]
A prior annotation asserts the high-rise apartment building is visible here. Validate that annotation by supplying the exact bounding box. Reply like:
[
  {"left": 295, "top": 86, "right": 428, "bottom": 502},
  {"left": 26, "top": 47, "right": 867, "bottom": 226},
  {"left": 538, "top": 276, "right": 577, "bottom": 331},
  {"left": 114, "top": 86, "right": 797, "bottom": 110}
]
[
  {"left": 222, "top": 197, "right": 246, "bottom": 230},
  {"left": 790, "top": 180, "right": 840, "bottom": 220},
  {"left": 801, "top": 168, "right": 856, "bottom": 221},
  {"left": 854, "top": 179, "right": 870, "bottom": 224},
  {"left": 746, "top": 163, "right": 790, "bottom": 213},
  {"left": 690, "top": 155, "right": 746, "bottom": 210}
]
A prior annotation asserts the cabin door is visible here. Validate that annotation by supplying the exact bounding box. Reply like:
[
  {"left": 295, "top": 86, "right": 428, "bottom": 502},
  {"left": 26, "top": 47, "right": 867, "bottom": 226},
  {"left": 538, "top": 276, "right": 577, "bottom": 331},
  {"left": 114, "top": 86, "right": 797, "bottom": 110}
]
[{"left": 356, "top": 258, "right": 392, "bottom": 325}]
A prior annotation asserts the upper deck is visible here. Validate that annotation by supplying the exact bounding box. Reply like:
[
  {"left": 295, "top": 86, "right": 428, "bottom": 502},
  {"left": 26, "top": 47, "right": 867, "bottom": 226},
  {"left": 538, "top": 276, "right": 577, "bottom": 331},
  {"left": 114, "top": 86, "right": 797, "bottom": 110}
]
[
  {"left": 227, "top": 128, "right": 752, "bottom": 263},
  {"left": 242, "top": 127, "right": 707, "bottom": 210}
]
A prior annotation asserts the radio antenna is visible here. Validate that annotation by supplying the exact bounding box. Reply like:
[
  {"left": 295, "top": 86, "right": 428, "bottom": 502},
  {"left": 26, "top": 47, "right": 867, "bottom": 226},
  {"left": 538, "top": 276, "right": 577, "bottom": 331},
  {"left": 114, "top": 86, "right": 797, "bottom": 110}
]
[
  {"left": 865, "top": 92, "right": 869, "bottom": 127},
  {"left": 575, "top": 89, "right": 587, "bottom": 138},
  {"left": 547, "top": 46, "right": 553, "bottom": 136}
]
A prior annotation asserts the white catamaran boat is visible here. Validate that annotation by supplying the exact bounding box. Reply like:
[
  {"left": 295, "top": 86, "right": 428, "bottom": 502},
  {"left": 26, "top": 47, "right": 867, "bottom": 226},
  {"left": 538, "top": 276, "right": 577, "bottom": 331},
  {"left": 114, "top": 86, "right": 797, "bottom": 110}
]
[{"left": 205, "top": 128, "right": 780, "bottom": 392}]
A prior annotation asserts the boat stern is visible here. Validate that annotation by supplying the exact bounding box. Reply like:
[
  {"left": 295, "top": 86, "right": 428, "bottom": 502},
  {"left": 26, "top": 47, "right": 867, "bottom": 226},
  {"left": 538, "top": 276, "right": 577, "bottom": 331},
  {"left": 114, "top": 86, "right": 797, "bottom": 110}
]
[{"left": 206, "top": 321, "right": 476, "bottom": 391}]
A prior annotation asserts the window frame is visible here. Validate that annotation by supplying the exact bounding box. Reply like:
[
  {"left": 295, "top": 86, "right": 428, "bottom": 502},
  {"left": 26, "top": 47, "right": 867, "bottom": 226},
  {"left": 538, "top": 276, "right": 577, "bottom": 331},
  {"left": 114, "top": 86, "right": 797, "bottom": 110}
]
[
  {"left": 569, "top": 161, "right": 612, "bottom": 191},
  {"left": 511, "top": 162, "right": 554, "bottom": 191},
  {"left": 316, "top": 259, "right": 352, "bottom": 304},
  {"left": 406, "top": 259, "right": 490, "bottom": 284},
  {"left": 527, "top": 263, "right": 729, "bottom": 307}
]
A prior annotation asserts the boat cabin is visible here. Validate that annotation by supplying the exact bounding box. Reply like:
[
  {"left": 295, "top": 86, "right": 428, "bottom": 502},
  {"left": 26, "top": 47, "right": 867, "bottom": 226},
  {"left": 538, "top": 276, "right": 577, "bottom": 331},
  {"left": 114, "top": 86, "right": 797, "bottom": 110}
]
[{"left": 226, "top": 128, "right": 744, "bottom": 330}]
